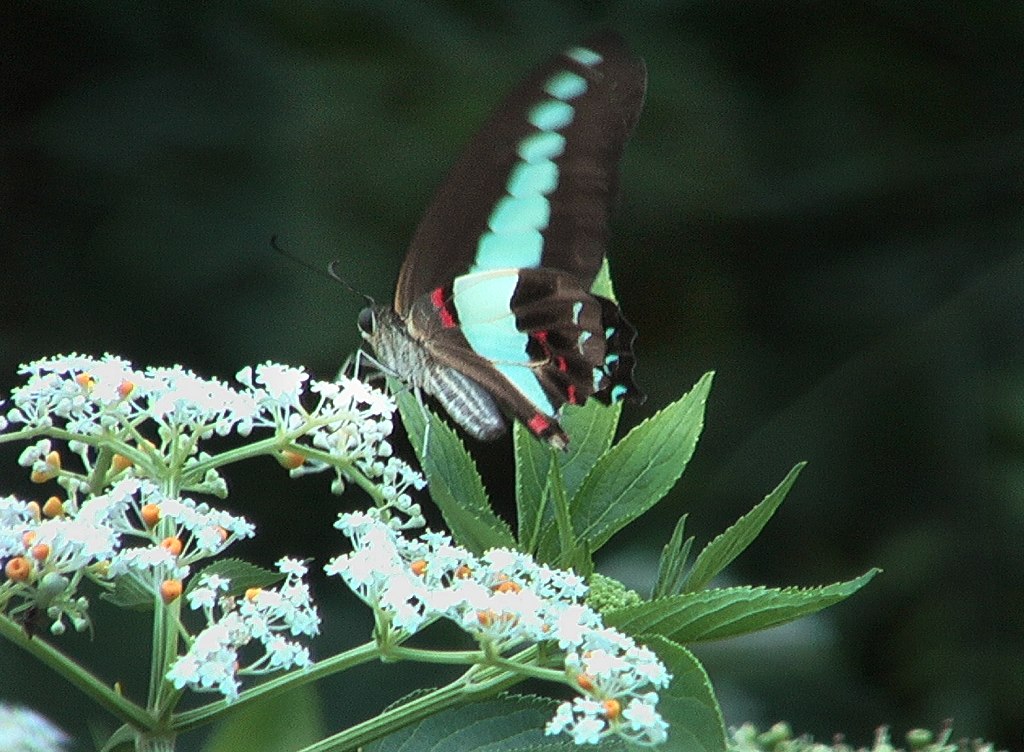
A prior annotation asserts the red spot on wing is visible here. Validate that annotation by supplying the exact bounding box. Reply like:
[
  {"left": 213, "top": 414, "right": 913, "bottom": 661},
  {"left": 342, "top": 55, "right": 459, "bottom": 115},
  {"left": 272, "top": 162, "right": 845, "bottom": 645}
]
[
  {"left": 528, "top": 413, "right": 551, "bottom": 435},
  {"left": 555, "top": 355, "right": 568, "bottom": 372},
  {"left": 430, "top": 287, "right": 456, "bottom": 329},
  {"left": 567, "top": 383, "right": 578, "bottom": 404}
]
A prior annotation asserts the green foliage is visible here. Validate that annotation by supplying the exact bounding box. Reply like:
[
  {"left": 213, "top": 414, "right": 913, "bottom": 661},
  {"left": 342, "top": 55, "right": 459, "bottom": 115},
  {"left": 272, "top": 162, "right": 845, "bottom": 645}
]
[
  {"left": 606, "top": 571, "right": 879, "bottom": 644},
  {"left": 532, "top": 372, "right": 712, "bottom": 566},
  {"left": 365, "top": 694, "right": 593, "bottom": 751},
  {"left": 186, "top": 559, "right": 285, "bottom": 597},
  {"left": 645, "top": 636, "right": 727, "bottom": 752},
  {"left": 653, "top": 516, "right": 694, "bottom": 600},
  {"left": 400, "top": 371, "right": 878, "bottom": 751},
  {"left": 682, "top": 464, "right": 805, "bottom": 594},
  {"left": 398, "top": 386, "right": 515, "bottom": 553},
  {"left": 726, "top": 721, "right": 1005, "bottom": 752}
]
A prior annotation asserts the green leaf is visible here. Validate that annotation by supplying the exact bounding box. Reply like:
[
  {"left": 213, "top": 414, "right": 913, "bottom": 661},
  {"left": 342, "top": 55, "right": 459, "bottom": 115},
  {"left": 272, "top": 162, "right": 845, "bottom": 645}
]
[
  {"left": 185, "top": 558, "right": 283, "bottom": 597},
  {"left": 515, "top": 258, "right": 625, "bottom": 547},
  {"left": 201, "top": 684, "right": 323, "bottom": 752},
  {"left": 366, "top": 693, "right": 621, "bottom": 751},
  {"left": 653, "top": 515, "right": 694, "bottom": 600},
  {"left": 547, "top": 451, "right": 580, "bottom": 571},
  {"left": 683, "top": 463, "right": 805, "bottom": 593},
  {"left": 606, "top": 569, "right": 880, "bottom": 643},
  {"left": 642, "top": 636, "right": 726, "bottom": 752},
  {"left": 515, "top": 401, "right": 622, "bottom": 549},
  {"left": 398, "top": 388, "right": 515, "bottom": 554},
  {"left": 540, "top": 373, "right": 713, "bottom": 560},
  {"left": 100, "top": 572, "right": 155, "bottom": 611},
  {"left": 97, "top": 723, "right": 134, "bottom": 752}
]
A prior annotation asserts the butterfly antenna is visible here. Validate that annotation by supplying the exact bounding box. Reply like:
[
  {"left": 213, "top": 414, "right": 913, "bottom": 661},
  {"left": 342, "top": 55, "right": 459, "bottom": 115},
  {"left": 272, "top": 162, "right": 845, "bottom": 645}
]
[
  {"left": 270, "top": 235, "right": 375, "bottom": 306},
  {"left": 327, "top": 259, "right": 375, "bottom": 308}
]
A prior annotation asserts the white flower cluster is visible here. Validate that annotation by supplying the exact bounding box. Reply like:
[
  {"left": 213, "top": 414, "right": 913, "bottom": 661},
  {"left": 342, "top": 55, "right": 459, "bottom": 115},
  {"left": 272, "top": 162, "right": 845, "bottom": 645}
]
[
  {"left": 0, "top": 478, "right": 254, "bottom": 635},
  {"left": 166, "top": 559, "right": 320, "bottom": 699},
  {"left": 1, "top": 353, "right": 426, "bottom": 524},
  {"left": 325, "top": 513, "right": 670, "bottom": 746},
  {"left": 0, "top": 702, "right": 69, "bottom": 752}
]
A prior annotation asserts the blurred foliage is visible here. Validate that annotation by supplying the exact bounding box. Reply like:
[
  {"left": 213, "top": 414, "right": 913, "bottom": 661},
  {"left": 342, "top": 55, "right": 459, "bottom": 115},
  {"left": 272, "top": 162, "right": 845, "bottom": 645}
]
[{"left": 1, "top": 2, "right": 1022, "bottom": 751}]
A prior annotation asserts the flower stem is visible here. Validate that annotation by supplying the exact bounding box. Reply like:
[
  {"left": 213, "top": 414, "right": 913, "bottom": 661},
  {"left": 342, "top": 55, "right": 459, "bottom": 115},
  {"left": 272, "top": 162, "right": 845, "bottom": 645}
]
[
  {"left": 293, "top": 662, "right": 526, "bottom": 752},
  {"left": 0, "top": 613, "right": 154, "bottom": 730}
]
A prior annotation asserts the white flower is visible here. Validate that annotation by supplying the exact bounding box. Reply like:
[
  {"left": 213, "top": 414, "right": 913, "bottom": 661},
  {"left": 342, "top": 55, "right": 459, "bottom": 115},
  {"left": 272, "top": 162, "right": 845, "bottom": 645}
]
[
  {"left": 326, "top": 515, "right": 671, "bottom": 746},
  {"left": 167, "top": 560, "right": 319, "bottom": 699}
]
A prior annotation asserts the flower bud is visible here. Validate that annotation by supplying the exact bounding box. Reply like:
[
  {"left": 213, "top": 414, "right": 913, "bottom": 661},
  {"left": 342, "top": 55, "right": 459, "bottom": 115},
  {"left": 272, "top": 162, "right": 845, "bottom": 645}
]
[
  {"left": 5, "top": 556, "right": 31, "bottom": 582},
  {"left": 277, "top": 449, "right": 305, "bottom": 469},
  {"left": 42, "top": 496, "right": 64, "bottom": 518},
  {"left": 160, "top": 537, "right": 184, "bottom": 556},
  {"left": 140, "top": 504, "right": 160, "bottom": 527},
  {"left": 160, "top": 579, "right": 183, "bottom": 603},
  {"left": 602, "top": 699, "right": 621, "bottom": 720}
]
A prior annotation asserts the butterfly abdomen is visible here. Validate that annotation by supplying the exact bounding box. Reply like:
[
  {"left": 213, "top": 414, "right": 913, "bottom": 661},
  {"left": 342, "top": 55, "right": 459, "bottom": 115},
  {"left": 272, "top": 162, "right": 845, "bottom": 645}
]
[{"left": 363, "top": 305, "right": 507, "bottom": 442}]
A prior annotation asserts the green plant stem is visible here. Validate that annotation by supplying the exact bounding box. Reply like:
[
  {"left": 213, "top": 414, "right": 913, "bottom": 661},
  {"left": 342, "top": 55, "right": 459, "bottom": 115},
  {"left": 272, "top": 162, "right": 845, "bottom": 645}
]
[
  {"left": 0, "top": 613, "right": 153, "bottom": 730},
  {"left": 294, "top": 660, "right": 528, "bottom": 752}
]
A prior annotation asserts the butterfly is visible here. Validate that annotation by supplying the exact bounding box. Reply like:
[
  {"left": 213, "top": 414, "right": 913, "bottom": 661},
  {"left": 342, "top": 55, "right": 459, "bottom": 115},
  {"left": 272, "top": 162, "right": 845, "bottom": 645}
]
[{"left": 358, "top": 32, "right": 646, "bottom": 451}]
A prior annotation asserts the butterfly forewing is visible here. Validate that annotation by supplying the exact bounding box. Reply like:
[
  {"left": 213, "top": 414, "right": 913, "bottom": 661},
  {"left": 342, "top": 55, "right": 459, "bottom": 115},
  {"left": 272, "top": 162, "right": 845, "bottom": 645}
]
[
  {"left": 363, "top": 33, "right": 646, "bottom": 449},
  {"left": 394, "top": 32, "right": 647, "bottom": 312}
]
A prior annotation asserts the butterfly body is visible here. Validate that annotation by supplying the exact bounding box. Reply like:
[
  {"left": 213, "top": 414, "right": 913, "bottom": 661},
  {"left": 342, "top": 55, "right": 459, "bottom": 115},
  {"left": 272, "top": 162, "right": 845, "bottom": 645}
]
[{"left": 360, "top": 33, "right": 647, "bottom": 450}]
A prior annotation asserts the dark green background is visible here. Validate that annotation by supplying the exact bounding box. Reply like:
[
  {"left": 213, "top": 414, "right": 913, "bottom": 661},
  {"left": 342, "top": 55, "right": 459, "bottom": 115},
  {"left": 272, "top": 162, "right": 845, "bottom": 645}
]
[{"left": 2, "top": 3, "right": 1022, "bottom": 750}]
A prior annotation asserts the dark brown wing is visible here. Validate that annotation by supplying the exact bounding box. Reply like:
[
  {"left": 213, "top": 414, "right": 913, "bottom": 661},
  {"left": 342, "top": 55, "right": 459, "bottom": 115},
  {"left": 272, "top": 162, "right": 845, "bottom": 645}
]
[{"left": 394, "top": 32, "right": 647, "bottom": 313}]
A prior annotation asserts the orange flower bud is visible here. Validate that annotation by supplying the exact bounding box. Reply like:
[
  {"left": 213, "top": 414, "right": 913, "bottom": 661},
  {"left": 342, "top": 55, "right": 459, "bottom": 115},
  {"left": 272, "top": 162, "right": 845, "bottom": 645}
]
[
  {"left": 5, "top": 557, "right": 31, "bottom": 582},
  {"left": 576, "top": 673, "right": 596, "bottom": 691},
  {"left": 31, "top": 451, "right": 62, "bottom": 483},
  {"left": 75, "top": 372, "right": 95, "bottom": 390},
  {"left": 42, "top": 496, "right": 64, "bottom": 518},
  {"left": 602, "top": 699, "right": 621, "bottom": 720},
  {"left": 117, "top": 379, "right": 135, "bottom": 399},
  {"left": 31, "top": 543, "right": 50, "bottom": 562},
  {"left": 160, "top": 579, "right": 183, "bottom": 603},
  {"left": 112, "top": 453, "right": 133, "bottom": 472},
  {"left": 160, "top": 537, "right": 183, "bottom": 556},
  {"left": 245, "top": 587, "right": 262, "bottom": 601},
  {"left": 493, "top": 580, "right": 521, "bottom": 594},
  {"left": 410, "top": 559, "right": 428, "bottom": 576},
  {"left": 454, "top": 564, "right": 473, "bottom": 579},
  {"left": 21, "top": 531, "right": 37, "bottom": 548},
  {"left": 140, "top": 503, "right": 161, "bottom": 527}
]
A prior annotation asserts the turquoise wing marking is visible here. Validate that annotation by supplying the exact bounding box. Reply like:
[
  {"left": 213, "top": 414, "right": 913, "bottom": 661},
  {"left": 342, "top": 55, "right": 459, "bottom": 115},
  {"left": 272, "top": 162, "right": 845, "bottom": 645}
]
[{"left": 451, "top": 271, "right": 555, "bottom": 415}]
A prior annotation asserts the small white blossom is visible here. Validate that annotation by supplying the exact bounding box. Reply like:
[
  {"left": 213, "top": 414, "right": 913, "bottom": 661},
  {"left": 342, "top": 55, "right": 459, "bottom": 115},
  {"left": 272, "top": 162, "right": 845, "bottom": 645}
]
[
  {"left": 326, "top": 515, "right": 671, "bottom": 746},
  {"left": 167, "top": 561, "right": 320, "bottom": 699}
]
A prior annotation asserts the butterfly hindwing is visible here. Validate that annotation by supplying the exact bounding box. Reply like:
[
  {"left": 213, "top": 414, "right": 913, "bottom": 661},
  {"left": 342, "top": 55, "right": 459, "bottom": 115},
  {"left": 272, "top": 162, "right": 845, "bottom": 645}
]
[{"left": 406, "top": 267, "right": 641, "bottom": 447}]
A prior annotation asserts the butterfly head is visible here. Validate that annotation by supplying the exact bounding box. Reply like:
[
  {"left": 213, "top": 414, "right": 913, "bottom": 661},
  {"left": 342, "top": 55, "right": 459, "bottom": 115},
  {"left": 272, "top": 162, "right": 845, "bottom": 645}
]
[{"left": 357, "top": 306, "right": 377, "bottom": 341}]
